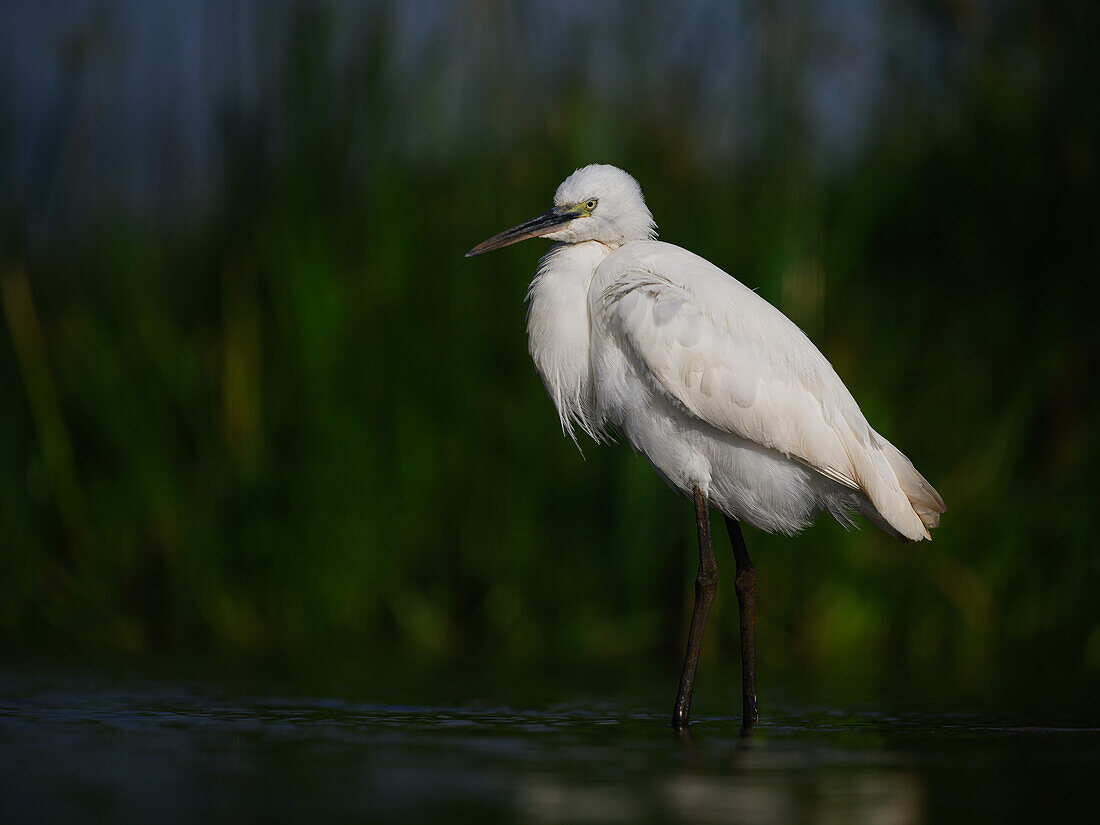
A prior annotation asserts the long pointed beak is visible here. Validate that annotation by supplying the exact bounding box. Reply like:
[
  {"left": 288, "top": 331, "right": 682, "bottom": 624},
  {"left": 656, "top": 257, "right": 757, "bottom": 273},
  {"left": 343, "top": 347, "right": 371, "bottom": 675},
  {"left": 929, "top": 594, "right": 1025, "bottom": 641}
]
[{"left": 465, "top": 205, "right": 581, "bottom": 257}]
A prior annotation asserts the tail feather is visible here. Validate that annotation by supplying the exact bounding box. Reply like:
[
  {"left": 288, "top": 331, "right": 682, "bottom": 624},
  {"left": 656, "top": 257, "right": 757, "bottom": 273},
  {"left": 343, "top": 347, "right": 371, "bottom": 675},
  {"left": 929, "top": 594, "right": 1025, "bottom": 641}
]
[
  {"left": 838, "top": 423, "right": 945, "bottom": 542},
  {"left": 879, "top": 436, "right": 945, "bottom": 533}
]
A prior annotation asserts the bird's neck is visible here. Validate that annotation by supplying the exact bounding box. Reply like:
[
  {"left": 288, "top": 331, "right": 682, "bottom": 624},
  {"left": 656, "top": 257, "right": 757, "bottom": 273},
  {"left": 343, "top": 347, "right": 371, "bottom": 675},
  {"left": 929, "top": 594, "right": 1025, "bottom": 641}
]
[{"left": 525, "top": 241, "right": 612, "bottom": 443}]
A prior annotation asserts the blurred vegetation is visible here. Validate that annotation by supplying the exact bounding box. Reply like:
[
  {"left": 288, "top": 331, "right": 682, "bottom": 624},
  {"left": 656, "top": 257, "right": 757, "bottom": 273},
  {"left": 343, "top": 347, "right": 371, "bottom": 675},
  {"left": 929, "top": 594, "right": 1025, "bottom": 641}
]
[{"left": 1, "top": 1, "right": 1098, "bottom": 690}]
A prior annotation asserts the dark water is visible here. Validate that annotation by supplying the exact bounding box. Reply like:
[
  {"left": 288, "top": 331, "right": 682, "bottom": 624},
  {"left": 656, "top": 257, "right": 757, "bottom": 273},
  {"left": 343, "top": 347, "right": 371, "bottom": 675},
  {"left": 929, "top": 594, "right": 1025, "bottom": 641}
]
[{"left": 1, "top": 665, "right": 1097, "bottom": 823}]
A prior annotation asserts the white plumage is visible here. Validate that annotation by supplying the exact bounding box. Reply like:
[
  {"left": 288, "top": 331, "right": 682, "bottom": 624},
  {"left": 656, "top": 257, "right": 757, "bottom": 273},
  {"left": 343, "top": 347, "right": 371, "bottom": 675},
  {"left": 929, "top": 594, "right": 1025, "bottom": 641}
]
[
  {"left": 467, "top": 163, "right": 945, "bottom": 729},
  {"left": 476, "top": 164, "right": 944, "bottom": 542}
]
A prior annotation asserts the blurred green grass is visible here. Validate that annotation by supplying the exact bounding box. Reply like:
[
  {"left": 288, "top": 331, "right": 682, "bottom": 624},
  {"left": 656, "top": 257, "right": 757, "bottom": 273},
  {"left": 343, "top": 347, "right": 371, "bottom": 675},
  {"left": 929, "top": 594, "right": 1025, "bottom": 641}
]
[{"left": 1, "top": 1, "right": 1098, "bottom": 690}]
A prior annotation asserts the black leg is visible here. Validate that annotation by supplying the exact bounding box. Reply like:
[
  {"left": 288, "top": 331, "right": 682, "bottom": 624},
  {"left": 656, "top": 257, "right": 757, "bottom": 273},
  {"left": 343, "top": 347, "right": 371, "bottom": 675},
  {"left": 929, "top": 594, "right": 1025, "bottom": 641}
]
[
  {"left": 724, "top": 516, "right": 759, "bottom": 733},
  {"left": 672, "top": 486, "right": 719, "bottom": 729}
]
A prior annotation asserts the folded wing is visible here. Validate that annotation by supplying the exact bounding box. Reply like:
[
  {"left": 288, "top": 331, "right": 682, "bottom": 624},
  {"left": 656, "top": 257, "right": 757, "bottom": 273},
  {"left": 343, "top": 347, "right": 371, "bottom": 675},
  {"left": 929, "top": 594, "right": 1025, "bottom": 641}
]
[{"left": 595, "top": 243, "right": 943, "bottom": 540}]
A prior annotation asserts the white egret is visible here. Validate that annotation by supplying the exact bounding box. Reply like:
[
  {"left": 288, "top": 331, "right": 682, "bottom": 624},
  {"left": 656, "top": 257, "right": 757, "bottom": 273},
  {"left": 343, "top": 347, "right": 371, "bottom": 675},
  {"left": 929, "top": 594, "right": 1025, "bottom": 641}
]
[{"left": 466, "top": 164, "right": 944, "bottom": 731}]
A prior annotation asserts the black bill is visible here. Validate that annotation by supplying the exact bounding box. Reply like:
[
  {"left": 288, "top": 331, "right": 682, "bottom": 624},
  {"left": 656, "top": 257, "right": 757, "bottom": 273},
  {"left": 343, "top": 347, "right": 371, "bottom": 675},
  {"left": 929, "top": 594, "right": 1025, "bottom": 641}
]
[{"left": 465, "top": 205, "right": 581, "bottom": 257}]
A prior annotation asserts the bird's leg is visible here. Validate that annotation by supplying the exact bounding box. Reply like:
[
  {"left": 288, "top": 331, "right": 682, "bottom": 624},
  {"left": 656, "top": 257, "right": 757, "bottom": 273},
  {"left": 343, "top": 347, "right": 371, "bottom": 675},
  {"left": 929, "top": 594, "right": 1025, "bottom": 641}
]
[
  {"left": 672, "top": 486, "right": 719, "bottom": 729},
  {"left": 724, "top": 516, "right": 759, "bottom": 733}
]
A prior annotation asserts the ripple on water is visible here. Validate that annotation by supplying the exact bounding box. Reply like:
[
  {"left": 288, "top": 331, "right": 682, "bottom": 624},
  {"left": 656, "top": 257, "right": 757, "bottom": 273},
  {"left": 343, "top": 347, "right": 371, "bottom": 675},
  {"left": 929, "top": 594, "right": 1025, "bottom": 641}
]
[{"left": 1, "top": 669, "right": 1098, "bottom": 824}]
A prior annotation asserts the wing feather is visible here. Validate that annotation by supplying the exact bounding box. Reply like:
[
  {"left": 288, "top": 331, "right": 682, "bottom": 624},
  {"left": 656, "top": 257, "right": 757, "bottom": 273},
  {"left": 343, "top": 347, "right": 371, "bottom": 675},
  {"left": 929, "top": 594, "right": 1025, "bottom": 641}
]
[
  {"left": 594, "top": 242, "right": 941, "bottom": 540},
  {"left": 602, "top": 265, "right": 863, "bottom": 490}
]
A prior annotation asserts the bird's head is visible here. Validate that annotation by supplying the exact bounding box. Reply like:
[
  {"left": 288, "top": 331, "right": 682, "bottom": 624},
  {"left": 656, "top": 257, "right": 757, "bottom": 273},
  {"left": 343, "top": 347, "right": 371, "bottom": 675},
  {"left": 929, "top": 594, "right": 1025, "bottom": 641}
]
[{"left": 466, "top": 164, "right": 657, "bottom": 257}]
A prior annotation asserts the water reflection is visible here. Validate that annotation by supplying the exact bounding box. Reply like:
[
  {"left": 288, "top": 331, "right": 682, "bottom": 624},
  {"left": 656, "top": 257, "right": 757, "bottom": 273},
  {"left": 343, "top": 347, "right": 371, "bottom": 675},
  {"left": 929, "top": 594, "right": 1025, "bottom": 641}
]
[
  {"left": 517, "top": 768, "right": 924, "bottom": 825},
  {"left": 1, "top": 669, "right": 1097, "bottom": 824}
]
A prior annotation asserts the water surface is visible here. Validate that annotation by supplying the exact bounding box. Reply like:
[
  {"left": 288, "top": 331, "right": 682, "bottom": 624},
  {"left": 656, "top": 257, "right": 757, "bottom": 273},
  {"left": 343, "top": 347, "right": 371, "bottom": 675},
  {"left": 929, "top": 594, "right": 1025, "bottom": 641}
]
[{"left": 1, "top": 665, "right": 1096, "bottom": 823}]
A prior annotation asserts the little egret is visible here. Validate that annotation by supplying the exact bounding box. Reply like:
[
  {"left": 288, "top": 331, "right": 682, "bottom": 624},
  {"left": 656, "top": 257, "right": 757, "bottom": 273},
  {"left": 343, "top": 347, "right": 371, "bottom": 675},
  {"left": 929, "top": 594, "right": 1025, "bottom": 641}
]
[{"left": 466, "top": 164, "right": 944, "bottom": 731}]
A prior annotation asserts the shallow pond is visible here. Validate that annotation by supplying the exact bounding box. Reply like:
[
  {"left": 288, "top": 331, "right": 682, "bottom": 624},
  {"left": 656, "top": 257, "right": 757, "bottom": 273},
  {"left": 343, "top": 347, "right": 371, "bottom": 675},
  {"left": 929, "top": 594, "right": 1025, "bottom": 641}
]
[{"left": 1, "top": 664, "right": 1097, "bottom": 823}]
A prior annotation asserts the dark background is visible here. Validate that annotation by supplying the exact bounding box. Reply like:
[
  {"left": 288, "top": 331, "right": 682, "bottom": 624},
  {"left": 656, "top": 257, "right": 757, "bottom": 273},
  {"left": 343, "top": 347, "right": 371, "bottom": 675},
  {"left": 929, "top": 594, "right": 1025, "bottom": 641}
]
[{"left": 1, "top": 0, "right": 1097, "bottom": 698}]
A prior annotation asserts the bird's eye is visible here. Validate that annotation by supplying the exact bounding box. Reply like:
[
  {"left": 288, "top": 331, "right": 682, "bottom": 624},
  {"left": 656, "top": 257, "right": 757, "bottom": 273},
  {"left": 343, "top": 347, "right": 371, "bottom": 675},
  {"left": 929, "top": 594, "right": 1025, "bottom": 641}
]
[{"left": 585, "top": 199, "right": 598, "bottom": 211}]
